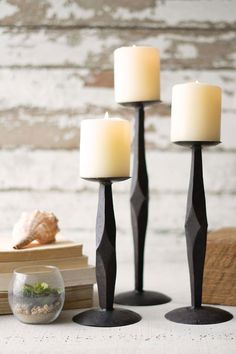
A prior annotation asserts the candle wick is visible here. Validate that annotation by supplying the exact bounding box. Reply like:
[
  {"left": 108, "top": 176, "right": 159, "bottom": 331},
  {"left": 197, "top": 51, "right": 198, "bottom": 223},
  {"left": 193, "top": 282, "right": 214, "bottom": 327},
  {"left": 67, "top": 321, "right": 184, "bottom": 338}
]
[{"left": 104, "top": 112, "right": 109, "bottom": 119}]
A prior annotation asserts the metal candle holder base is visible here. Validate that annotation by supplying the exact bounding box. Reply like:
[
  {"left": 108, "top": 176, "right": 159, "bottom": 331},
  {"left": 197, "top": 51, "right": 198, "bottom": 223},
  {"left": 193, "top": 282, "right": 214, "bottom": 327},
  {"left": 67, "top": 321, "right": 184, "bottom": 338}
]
[
  {"left": 115, "top": 101, "right": 171, "bottom": 306},
  {"left": 165, "top": 142, "right": 233, "bottom": 325},
  {"left": 73, "top": 178, "right": 141, "bottom": 327}
]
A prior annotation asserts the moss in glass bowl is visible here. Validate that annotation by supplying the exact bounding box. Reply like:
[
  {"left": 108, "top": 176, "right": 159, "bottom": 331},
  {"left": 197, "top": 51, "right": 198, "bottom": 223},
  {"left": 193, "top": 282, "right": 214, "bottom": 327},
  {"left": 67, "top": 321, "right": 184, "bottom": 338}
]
[{"left": 12, "top": 282, "right": 64, "bottom": 324}]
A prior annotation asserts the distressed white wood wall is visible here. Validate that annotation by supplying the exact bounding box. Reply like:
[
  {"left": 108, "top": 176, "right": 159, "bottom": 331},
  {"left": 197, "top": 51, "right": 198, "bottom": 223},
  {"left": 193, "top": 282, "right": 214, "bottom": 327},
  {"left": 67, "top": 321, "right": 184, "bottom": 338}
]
[{"left": 0, "top": 0, "right": 235, "bottom": 236}]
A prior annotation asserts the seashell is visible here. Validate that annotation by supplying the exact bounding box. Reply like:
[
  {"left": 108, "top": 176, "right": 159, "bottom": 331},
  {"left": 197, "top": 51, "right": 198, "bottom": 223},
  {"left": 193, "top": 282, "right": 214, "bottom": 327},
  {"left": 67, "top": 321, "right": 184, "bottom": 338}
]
[{"left": 12, "top": 210, "right": 60, "bottom": 249}]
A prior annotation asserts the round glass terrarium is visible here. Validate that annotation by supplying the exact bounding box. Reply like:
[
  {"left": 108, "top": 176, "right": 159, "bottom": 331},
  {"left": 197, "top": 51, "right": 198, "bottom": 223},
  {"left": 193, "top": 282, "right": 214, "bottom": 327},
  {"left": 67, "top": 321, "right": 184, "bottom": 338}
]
[{"left": 8, "top": 265, "right": 65, "bottom": 324}]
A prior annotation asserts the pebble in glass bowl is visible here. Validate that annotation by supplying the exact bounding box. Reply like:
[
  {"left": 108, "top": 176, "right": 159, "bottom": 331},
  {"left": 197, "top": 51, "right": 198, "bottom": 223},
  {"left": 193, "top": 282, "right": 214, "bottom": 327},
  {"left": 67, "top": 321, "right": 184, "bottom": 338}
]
[{"left": 8, "top": 265, "right": 65, "bottom": 324}]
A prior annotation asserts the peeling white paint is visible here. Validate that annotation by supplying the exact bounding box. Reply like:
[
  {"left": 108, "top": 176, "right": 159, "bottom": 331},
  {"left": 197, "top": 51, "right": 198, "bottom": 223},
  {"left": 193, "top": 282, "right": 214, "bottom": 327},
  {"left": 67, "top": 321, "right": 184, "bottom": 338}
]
[
  {"left": 46, "top": 0, "right": 95, "bottom": 20},
  {"left": 0, "top": 69, "right": 235, "bottom": 111},
  {"left": 113, "top": 0, "right": 236, "bottom": 26},
  {"left": 0, "top": 0, "right": 17, "bottom": 19},
  {"left": 0, "top": 0, "right": 235, "bottom": 27},
  {"left": 0, "top": 68, "right": 235, "bottom": 149},
  {"left": 0, "top": 29, "right": 235, "bottom": 68},
  {"left": 175, "top": 43, "right": 198, "bottom": 59}
]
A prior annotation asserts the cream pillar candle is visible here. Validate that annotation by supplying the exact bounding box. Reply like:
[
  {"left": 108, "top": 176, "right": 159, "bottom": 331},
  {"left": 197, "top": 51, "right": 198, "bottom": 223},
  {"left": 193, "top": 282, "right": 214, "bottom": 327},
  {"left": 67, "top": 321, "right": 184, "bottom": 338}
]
[
  {"left": 114, "top": 46, "right": 160, "bottom": 103},
  {"left": 171, "top": 82, "right": 221, "bottom": 142},
  {"left": 80, "top": 113, "right": 131, "bottom": 178}
]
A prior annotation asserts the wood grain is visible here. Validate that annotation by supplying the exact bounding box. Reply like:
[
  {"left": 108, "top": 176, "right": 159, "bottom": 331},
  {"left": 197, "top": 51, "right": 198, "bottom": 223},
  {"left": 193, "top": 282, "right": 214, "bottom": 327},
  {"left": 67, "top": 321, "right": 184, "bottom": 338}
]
[
  {"left": 0, "top": 0, "right": 235, "bottom": 29},
  {"left": 0, "top": 69, "right": 235, "bottom": 149},
  {"left": 203, "top": 228, "right": 236, "bottom": 306},
  {"left": 0, "top": 1, "right": 234, "bottom": 150},
  {"left": 0, "top": 69, "right": 234, "bottom": 110},
  {"left": 0, "top": 28, "right": 235, "bottom": 70}
]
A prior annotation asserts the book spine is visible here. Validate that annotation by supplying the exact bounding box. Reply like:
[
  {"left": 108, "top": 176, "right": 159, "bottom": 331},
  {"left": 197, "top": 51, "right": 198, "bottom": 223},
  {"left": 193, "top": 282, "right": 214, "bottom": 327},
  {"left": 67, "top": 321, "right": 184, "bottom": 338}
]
[
  {"left": 0, "top": 256, "right": 88, "bottom": 273},
  {"left": 0, "top": 298, "right": 94, "bottom": 315},
  {"left": 0, "top": 266, "right": 96, "bottom": 291},
  {"left": 0, "top": 245, "right": 83, "bottom": 262}
]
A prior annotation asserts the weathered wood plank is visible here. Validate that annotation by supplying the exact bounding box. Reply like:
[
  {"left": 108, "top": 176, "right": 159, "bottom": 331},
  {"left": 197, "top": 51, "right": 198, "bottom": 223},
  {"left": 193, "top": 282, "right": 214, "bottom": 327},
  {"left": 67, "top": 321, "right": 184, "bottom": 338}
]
[
  {"left": 0, "top": 0, "right": 235, "bottom": 29},
  {"left": 0, "top": 69, "right": 234, "bottom": 111},
  {"left": 0, "top": 28, "right": 235, "bottom": 70},
  {"left": 0, "top": 150, "right": 235, "bottom": 195},
  {"left": 0, "top": 190, "right": 234, "bottom": 233},
  {"left": 0, "top": 69, "right": 235, "bottom": 149},
  {"left": 203, "top": 228, "right": 236, "bottom": 306}
]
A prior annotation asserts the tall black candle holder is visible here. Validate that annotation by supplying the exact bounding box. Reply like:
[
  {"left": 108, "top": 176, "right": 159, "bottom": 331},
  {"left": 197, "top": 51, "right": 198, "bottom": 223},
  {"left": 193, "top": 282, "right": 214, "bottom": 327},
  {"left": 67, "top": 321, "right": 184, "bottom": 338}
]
[
  {"left": 115, "top": 102, "right": 171, "bottom": 306},
  {"left": 73, "top": 177, "right": 141, "bottom": 327},
  {"left": 165, "top": 142, "right": 233, "bottom": 324}
]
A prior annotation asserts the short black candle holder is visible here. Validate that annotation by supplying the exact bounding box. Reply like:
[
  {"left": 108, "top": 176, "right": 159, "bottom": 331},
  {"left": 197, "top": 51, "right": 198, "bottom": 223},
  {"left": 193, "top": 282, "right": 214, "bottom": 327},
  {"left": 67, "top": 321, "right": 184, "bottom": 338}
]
[
  {"left": 165, "top": 142, "right": 233, "bottom": 325},
  {"left": 115, "top": 101, "right": 171, "bottom": 306},
  {"left": 73, "top": 177, "right": 141, "bottom": 327}
]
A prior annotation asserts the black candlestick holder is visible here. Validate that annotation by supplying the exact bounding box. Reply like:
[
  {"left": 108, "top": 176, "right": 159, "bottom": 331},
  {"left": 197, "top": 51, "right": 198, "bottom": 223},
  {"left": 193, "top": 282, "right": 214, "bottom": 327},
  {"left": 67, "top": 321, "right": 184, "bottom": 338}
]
[
  {"left": 115, "top": 102, "right": 171, "bottom": 306},
  {"left": 165, "top": 142, "right": 233, "bottom": 324},
  {"left": 73, "top": 177, "right": 141, "bottom": 327}
]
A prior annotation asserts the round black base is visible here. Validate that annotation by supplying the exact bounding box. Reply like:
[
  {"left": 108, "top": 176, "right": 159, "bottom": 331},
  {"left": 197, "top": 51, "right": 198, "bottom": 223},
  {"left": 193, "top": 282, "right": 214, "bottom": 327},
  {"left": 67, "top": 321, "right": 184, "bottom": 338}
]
[
  {"left": 165, "top": 306, "right": 233, "bottom": 325},
  {"left": 115, "top": 290, "right": 171, "bottom": 306},
  {"left": 72, "top": 308, "right": 141, "bottom": 327}
]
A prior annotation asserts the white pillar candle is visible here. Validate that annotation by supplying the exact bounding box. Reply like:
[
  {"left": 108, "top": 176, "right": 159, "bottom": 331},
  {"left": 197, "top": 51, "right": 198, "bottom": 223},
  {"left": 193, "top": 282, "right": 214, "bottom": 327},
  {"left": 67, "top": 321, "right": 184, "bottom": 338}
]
[
  {"left": 171, "top": 82, "right": 221, "bottom": 143},
  {"left": 114, "top": 46, "right": 160, "bottom": 103},
  {"left": 80, "top": 113, "right": 131, "bottom": 178}
]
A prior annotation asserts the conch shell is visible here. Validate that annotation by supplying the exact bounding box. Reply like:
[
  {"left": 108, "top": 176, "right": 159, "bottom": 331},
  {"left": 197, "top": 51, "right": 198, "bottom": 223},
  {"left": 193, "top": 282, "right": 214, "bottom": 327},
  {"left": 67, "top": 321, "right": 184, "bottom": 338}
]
[{"left": 12, "top": 210, "right": 60, "bottom": 249}]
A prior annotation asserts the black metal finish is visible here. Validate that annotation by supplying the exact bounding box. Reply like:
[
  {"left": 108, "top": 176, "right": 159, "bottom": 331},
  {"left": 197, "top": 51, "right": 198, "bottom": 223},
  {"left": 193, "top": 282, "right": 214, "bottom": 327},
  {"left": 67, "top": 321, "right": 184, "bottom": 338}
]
[
  {"left": 73, "top": 308, "right": 141, "bottom": 327},
  {"left": 174, "top": 141, "right": 220, "bottom": 147},
  {"left": 165, "top": 306, "right": 233, "bottom": 325},
  {"left": 115, "top": 102, "right": 171, "bottom": 306},
  {"left": 73, "top": 179, "right": 141, "bottom": 327},
  {"left": 165, "top": 143, "right": 233, "bottom": 325},
  {"left": 120, "top": 100, "right": 161, "bottom": 108},
  {"left": 131, "top": 103, "right": 148, "bottom": 293},
  {"left": 83, "top": 177, "right": 130, "bottom": 183},
  {"left": 115, "top": 290, "right": 170, "bottom": 306}
]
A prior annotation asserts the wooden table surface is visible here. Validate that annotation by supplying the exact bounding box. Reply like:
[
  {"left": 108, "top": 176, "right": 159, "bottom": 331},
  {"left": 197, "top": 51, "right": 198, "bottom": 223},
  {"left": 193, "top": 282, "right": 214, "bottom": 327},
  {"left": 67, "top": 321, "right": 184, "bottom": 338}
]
[{"left": 0, "top": 232, "right": 235, "bottom": 354}]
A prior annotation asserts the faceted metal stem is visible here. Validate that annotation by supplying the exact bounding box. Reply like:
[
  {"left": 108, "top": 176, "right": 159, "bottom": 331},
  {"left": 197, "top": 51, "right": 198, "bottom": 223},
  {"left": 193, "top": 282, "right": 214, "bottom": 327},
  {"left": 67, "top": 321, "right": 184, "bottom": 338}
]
[
  {"left": 73, "top": 179, "right": 141, "bottom": 327},
  {"left": 115, "top": 103, "right": 171, "bottom": 306},
  {"left": 130, "top": 103, "right": 148, "bottom": 292},
  {"left": 185, "top": 144, "right": 208, "bottom": 308},
  {"left": 96, "top": 181, "right": 116, "bottom": 310},
  {"left": 165, "top": 143, "right": 233, "bottom": 324}
]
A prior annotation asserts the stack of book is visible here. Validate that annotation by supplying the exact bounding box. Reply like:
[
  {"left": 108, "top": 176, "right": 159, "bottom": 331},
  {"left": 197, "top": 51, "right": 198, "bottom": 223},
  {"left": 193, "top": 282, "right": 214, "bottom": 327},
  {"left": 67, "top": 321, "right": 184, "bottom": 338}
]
[{"left": 0, "top": 237, "right": 96, "bottom": 314}]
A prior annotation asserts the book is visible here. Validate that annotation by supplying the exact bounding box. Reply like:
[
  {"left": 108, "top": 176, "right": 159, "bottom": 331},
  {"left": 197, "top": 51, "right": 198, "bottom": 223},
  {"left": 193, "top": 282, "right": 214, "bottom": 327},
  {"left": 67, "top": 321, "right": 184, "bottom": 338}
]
[
  {"left": 0, "top": 235, "right": 96, "bottom": 315},
  {"left": 64, "top": 284, "right": 93, "bottom": 301},
  {"left": 0, "top": 284, "right": 94, "bottom": 314},
  {"left": 59, "top": 266, "right": 96, "bottom": 287},
  {"left": 0, "top": 255, "right": 88, "bottom": 273},
  {"left": 0, "top": 299, "right": 93, "bottom": 315},
  {"left": 0, "top": 284, "right": 93, "bottom": 302},
  {"left": 63, "top": 299, "right": 93, "bottom": 310},
  {"left": 0, "top": 265, "right": 96, "bottom": 291},
  {"left": 0, "top": 236, "right": 83, "bottom": 262}
]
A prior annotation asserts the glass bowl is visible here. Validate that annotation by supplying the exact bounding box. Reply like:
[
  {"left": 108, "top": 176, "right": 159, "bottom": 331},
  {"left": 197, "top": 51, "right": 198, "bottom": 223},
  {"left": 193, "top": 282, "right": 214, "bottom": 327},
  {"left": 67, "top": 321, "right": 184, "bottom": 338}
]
[{"left": 8, "top": 265, "right": 65, "bottom": 324}]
